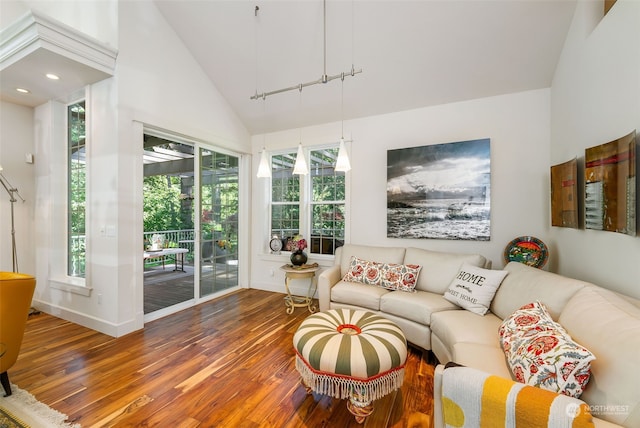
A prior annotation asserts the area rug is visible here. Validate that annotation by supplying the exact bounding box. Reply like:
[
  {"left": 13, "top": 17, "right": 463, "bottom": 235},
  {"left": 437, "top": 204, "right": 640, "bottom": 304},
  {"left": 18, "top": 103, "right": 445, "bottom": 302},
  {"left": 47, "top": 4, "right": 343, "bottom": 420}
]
[{"left": 0, "top": 384, "right": 80, "bottom": 428}]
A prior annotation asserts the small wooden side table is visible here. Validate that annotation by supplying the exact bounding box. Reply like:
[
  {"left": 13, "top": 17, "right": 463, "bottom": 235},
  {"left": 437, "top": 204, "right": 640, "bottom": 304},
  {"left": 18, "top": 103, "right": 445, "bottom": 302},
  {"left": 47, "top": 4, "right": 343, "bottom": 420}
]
[{"left": 280, "top": 264, "right": 319, "bottom": 315}]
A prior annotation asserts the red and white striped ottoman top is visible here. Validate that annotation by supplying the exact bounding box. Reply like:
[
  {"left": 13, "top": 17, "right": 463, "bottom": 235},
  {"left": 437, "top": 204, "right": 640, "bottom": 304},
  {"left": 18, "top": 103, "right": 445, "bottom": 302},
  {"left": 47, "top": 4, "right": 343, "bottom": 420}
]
[{"left": 293, "top": 309, "right": 407, "bottom": 401}]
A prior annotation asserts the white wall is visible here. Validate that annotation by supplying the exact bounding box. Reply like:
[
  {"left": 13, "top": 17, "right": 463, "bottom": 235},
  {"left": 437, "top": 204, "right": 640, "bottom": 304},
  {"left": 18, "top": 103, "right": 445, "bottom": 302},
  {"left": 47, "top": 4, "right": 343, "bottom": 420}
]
[
  {"left": 0, "top": 101, "right": 35, "bottom": 275},
  {"left": 251, "top": 89, "right": 552, "bottom": 295},
  {"left": 550, "top": 0, "right": 640, "bottom": 298},
  {"left": 250, "top": 1, "right": 640, "bottom": 301},
  {"left": 22, "top": 0, "right": 251, "bottom": 336},
  {"left": 113, "top": 0, "right": 251, "bottom": 332}
]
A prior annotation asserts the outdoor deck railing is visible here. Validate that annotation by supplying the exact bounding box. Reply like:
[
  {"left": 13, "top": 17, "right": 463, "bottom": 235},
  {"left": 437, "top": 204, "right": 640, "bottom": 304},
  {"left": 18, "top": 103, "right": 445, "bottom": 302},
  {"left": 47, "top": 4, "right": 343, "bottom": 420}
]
[
  {"left": 143, "top": 229, "right": 195, "bottom": 266},
  {"left": 144, "top": 229, "right": 195, "bottom": 251}
]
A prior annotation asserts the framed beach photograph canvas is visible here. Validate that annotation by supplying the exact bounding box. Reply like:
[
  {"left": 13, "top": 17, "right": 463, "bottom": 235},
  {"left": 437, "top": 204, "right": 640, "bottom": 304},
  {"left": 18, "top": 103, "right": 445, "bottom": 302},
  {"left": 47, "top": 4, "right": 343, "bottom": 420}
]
[{"left": 387, "top": 138, "right": 491, "bottom": 241}]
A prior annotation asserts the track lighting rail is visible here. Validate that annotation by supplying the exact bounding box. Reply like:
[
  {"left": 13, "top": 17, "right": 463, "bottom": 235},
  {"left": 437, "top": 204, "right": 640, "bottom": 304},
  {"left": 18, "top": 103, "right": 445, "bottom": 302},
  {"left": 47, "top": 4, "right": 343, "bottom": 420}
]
[
  {"left": 250, "top": 66, "right": 362, "bottom": 100},
  {"left": 250, "top": 0, "right": 361, "bottom": 101}
]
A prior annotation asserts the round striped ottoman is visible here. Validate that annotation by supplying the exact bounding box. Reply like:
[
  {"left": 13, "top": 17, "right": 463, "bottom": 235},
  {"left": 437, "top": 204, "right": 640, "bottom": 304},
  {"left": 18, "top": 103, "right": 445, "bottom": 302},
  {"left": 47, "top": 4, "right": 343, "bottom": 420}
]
[{"left": 293, "top": 309, "right": 407, "bottom": 423}]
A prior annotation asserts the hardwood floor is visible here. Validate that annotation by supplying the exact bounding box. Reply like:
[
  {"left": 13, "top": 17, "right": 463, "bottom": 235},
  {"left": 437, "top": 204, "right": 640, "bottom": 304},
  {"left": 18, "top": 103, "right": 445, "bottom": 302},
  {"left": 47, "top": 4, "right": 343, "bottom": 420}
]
[{"left": 12, "top": 289, "right": 434, "bottom": 427}]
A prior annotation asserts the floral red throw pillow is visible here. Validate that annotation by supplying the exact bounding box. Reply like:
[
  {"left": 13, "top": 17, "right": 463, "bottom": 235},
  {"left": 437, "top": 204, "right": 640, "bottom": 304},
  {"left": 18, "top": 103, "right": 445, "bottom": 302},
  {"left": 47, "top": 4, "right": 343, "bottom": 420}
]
[
  {"left": 342, "top": 256, "right": 380, "bottom": 286},
  {"left": 499, "top": 301, "right": 595, "bottom": 398},
  {"left": 342, "top": 256, "right": 421, "bottom": 292}
]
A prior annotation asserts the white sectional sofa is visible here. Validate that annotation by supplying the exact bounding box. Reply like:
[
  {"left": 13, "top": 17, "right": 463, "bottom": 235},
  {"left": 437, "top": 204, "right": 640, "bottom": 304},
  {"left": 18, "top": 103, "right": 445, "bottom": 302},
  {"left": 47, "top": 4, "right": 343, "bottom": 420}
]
[
  {"left": 318, "top": 244, "right": 491, "bottom": 349},
  {"left": 318, "top": 244, "right": 640, "bottom": 428}
]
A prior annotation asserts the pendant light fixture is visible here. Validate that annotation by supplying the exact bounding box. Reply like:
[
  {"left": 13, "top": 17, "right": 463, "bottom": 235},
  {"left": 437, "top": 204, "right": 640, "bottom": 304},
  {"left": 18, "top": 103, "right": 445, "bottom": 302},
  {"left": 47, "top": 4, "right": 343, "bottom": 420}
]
[
  {"left": 293, "top": 142, "right": 308, "bottom": 175},
  {"left": 254, "top": 6, "right": 272, "bottom": 179},
  {"left": 335, "top": 139, "right": 351, "bottom": 172},
  {"left": 257, "top": 149, "right": 271, "bottom": 178},
  {"left": 250, "top": 0, "right": 359, "bottom": 175},
  {"left": 256, "top": 97, "right": 271, "bottom": 178},
  {"left": 253, "top": 5, "right": 271, "bottom": 178},
  {"left": 293, "top": 85, "right": 309, "bottom": 175},
  {"left": 335, "top": 74, "right": 351, "bottom": 172}
]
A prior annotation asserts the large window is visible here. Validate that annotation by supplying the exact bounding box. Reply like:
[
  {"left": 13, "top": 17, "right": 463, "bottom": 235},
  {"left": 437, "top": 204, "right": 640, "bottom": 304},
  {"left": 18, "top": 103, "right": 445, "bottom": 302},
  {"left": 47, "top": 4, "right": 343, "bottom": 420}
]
[
  {"left": 68, "top": 101, "right": 86, "bottom": 277},
  {"left": 271, "top": 153, "right": 301, "bottom": 240},
  {"left": 270, "top": 146, "right": 345, "bottom": 255}
]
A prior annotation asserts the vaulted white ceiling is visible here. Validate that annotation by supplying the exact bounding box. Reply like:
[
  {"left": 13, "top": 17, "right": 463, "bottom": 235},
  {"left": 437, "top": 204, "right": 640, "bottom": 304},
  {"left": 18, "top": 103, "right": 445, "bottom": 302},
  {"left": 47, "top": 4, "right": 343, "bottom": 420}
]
[
  {"left": 1, "top": 1, "right": 578, "bottom": 137},
  {"left": 154, "top": 0, "right": 577, "bottom": 135}
]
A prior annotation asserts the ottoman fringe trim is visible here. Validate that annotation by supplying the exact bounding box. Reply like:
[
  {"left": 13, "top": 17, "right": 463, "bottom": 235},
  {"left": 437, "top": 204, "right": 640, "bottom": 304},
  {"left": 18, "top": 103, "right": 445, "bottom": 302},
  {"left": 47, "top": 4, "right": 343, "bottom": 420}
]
[{"left": 295, "top": 355, "right": 405, "bottom": 402}]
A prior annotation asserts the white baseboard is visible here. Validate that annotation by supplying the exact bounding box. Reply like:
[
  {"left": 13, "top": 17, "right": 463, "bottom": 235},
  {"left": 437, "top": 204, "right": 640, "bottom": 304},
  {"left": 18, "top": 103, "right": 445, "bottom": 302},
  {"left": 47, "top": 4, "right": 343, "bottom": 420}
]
[
  {"left": 33, "top": 285, "right": 314, "bottom": 338},
  {"left": 33, "top": 299, "right": 138, "bottom": 337}
]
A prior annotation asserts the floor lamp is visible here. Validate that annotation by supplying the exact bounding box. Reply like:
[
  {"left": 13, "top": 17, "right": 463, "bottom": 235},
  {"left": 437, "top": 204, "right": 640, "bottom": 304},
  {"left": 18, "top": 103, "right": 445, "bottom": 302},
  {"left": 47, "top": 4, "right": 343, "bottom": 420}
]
[{"left": 0, "top": 165, "right": 25, "bottom": 273}]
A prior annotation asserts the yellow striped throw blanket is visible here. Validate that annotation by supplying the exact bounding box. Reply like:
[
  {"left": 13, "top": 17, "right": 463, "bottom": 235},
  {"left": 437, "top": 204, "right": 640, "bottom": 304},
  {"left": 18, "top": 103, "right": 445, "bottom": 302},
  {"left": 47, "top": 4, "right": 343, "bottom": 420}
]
[{"left": 442, "top": 365, "right": 594, "bottom": 427}]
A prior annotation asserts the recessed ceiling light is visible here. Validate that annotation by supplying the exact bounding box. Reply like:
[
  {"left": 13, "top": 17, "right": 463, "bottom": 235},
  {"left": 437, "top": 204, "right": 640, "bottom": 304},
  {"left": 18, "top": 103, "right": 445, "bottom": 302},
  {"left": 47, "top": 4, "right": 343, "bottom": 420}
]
[
  {"left": 46, "top": 73, "right": 60, "bottom": 80},
  {"left": 16, "top": 88, "right": 30, "bottom": 93}
]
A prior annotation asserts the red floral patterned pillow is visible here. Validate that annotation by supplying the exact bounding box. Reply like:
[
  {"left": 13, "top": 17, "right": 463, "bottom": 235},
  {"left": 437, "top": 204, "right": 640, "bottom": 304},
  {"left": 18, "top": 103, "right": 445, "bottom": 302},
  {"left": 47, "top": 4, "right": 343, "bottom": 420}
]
[
  {"left": 342, "top": 256, "right": 421, "bottom": 292},
  {"left": 499, "top": 301, "right": 595, "bottom": 398},
  {"left": 378, "top": 263, "right": 421, "bottom": 292},
  {"left": 499, "top": 301, "right": 558, "bottom": 343},
  {"left": 342, "top": 256, "right": 381, "bottom": 286}
]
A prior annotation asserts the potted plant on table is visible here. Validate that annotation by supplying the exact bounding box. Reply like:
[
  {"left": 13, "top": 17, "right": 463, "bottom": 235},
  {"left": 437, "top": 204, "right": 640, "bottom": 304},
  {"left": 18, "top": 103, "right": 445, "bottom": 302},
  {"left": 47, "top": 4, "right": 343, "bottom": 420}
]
[{"left": 290, "top": 235, "right": 308, "bottom": 266}]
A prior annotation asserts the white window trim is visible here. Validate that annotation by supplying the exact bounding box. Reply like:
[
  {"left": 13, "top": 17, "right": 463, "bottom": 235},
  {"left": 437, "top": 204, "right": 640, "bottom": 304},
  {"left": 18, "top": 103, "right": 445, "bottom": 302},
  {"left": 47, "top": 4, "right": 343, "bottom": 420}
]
[
  {"left": 49, "top": 91, "right": 91, "bottom": 293},
  {"left": 267, "top": 143, "right": 349, "bottom": 260}
]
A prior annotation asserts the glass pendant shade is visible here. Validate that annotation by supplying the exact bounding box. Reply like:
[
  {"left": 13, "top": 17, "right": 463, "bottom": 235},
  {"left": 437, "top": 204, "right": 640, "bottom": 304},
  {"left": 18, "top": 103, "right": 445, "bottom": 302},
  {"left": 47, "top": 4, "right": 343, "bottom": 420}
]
[
  {"left": 257, "top": 149, "right": 271, "bottom": 178},
  {"left": 335, "top": 138, "right": 351, "bottom": 172},
  {"left": 293, "top": 143, "right": 308, "bottom": 175}
]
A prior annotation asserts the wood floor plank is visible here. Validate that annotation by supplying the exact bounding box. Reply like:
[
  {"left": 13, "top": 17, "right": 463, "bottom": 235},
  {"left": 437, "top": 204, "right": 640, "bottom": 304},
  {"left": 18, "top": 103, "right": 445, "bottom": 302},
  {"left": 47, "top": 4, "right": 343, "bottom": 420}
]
[{"left": 10, "top": 289, "right": 433, "bottom": 427}]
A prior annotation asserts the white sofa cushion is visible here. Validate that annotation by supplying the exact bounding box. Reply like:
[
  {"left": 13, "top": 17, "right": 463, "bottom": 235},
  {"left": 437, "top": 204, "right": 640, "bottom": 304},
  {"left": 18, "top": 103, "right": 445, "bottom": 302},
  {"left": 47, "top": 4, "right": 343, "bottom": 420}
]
[
  {"left": 404, "top": 247, "right": 488, "bottom": 293},
  {"left": 380, "top": 290, "right": 458, "bottom": 325},
  {"left": 381, "top": 312, "right": 432, "bottom": 350},
  {"left": 330, "top": 280, "right": 390, "bottom": 311},
  {"left": 490, "top": 262, "right": 589, "bottom": 320},
  {"left": 430, "top": 309, "right": 503, "bottom": 350},
  {"left": 448, "top": 343, "right": 513, "bottom": 379},
  {"left": 559, "top": 287, "right": 640, "bottom": 427}
]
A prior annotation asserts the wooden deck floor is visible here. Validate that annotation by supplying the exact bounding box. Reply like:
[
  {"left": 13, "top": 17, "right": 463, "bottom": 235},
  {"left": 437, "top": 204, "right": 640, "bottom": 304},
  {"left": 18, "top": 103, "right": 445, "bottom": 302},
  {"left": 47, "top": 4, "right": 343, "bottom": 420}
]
[
  {"left": 12, "top": 289, "right": 434, "bottom": 427},
  {"left": 143, "top": 267, "right": 195, "bottom": 313},
  {"left": 144, "top": 262, "right": 238, "bottom": 314}
]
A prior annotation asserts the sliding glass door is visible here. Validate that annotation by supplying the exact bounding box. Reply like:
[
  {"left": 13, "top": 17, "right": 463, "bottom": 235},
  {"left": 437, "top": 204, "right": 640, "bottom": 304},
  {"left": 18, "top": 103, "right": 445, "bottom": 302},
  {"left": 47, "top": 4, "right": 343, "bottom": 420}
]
[
  {"left": 142, "top": 136, "right": 196, "bottom": 316},
  {"left": 199, "top": 148, "right": 239, "bottom": 297},
  {"left": 142, "top": 133, "right": 240, "bottom": 321}
]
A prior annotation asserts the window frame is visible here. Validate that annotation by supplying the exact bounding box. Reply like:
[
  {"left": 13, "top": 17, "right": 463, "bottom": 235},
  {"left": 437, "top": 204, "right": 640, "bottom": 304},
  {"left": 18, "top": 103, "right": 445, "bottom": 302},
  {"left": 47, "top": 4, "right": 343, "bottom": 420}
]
[
  {"left": 67, "top": 100, "right": 87, "bottom": 278},
  {"left": 49, "top": 93, "right": 91, "bottom": 295},
  {"left": 267, "top": 143, "right": 348, "bottom": 257}
]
